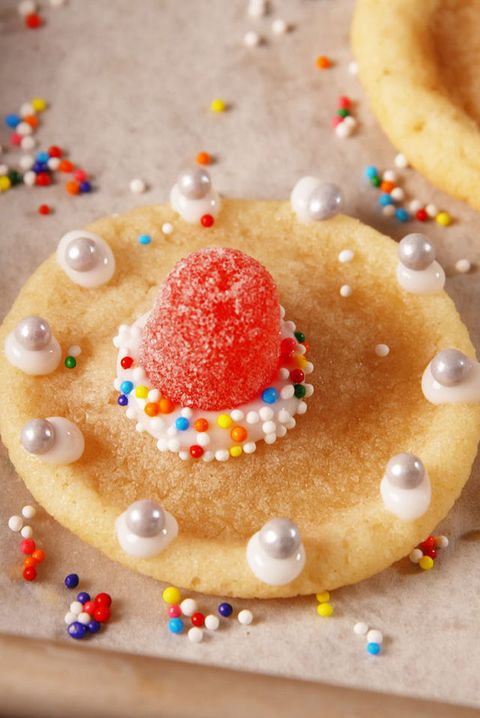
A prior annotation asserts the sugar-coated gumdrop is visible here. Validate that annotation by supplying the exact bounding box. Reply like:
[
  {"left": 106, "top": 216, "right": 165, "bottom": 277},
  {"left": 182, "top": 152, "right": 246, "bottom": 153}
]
[{"left": 141, "top": 247, "right": 281, "bottom": 410}]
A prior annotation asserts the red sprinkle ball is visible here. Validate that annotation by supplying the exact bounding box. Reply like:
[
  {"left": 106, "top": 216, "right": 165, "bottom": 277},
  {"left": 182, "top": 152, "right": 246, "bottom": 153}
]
[
  {"left": 25, "top": 13, "right": 42, "bottom": 29},
  {"left": 20, "top": 539, "right": 46, "bottom": 581},
  {"left": 200, "top": 214, "right": 214, "bottom": 228},
  {"left": 38, "top": 204, "right": 51, "bottom": 215}
]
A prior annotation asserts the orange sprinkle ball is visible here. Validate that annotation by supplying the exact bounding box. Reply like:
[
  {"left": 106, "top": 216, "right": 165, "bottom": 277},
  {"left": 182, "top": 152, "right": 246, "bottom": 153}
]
[
  {"left": 159, "top": 398, "right": 174, "bottom": 414},
  {"left": 32, "top": 549, "right": 45, "bottom": 563},
  {"left": 316, "top": 55, "right": 332, "bottom": 70},
  {"left": 59, "top": 159, "right": 74, "bottom": 173},
  {"left": 194, "top": 418, "right": 209, "bottom": 432},
  {"left": 24, "top": 556, "right": 37, "bottom": 568},
  {"left": 25, "top": 115, "right": 39, "bottom": 129},
  {"left": 66, "top": 180, "right": 80, "bottom": 195},
  {"left": 380, "top": 180, "right": 395, "bottom": 193},
  {"left": 230, "top": 426, "right": 247, "bottom": 442},
  {"left": 196, "top": 151, "right": 212, "bottom": 165},
  {"left": 145, "top": 402, "right": 160, "bottom": 417}
]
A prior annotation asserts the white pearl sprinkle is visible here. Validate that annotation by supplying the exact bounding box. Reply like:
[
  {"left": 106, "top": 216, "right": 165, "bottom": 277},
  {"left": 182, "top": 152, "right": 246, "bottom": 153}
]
[
  {"left": 244, "top": 30, "right": 261, "bottom": 47},
  {"left": 215, "top": 449, "right": 229, "bottom": 462},
  {"left": 20, "top": 525, "right": 33, "bottom": 538},
  {"left": 375, "top": 344, "right": 390, "bottom": 357},
  {"left": 197, "top": 432, "right": 210, "bottom": 447},
  {"left": 67, "top": 345, "right": 82, "bottom": 358},
  {"left": 425, "top": 203, "right": 438, "bottom": 218},
  {"left": 77, "top": 612, "right": 92, "bottom": 625},
  {"left": 264, "top": 433, "right": 277, "bottom": 444},
  {"left": 246, "top": 411, "right": 259, "bottom": 425},
  {"left": 202, "top": 450, "right": 214, "bottom": 462},
  {"left": 47, "top": 157, "right": 60, "bottom": 171},
  {"left": 272, "top": 18, "right": 289, "bottom": 34},
  {"left": 7, "top": 515, "right": 23, "bottom": 532},
  {"left": 243, "top": 442, "right": 256, "bottom": 454},
  {"left": 180, "top": 598, "right": 197, "bottom": 616},
  {"left": 204, "top": 614, "right": 220, "bottom": 630},
  {"left": 259, "top": 407, "right": 273, "bottom": 421},
  {"left": 436, "top": 535, "right": 449, "bottom": 548},
  {"left": 20, "top": 103, "right": 35, "bottom": 117},
  {"left": 188, "top": 626, "right": 204, "bottom": 643},
  {"left": 21, "top": 136, "right": 36, "bottom": 151},
  {"left": 276, "top": 425, "right": 287, "bottom": 437},
  {"left": 19, "top": 155, "right": 34, "bottom": 170},
  {"left": 394, "top": 153, "right": 409, "bottom": 169},
  {"left": 179, "top": 451, "right": 189, "bottom": 461},
  {"left": 278, "top": 408, "right": 291, "bottom": 423},
  {"left": 340, "top": 284, "right": 352, "bottom": 297},
  {"left": 367, "top": 629, "right": 383, "bottom": 644},
  {"left": 390, "top": 187, "right": 405, "bottom": 202},
  {"left": 280, "top": 385, "right": 294, "bottom": 400},
  {"left": 382, "top": 205, "right": 395, "bottom": 217},
  {"left": 304, "top": 362, "right": 314, "bottom": 374},
  {"left": 247, "top": 0, "right": 267, "bottom": 17},
  {"left": 408, "top": 199, "right": 422, "bottom": 214},
  {"left": 231, "top": 409, "right": 244, "bottom": 421},
  {"left": 409, "top": 548, "right": 423, "bottom": 563},
  {"left": 262, "top": 420, "right": 276, "bottom": 434},
  {"left": 382, "top": 170, "right": 397, "bottom": 183},
  {"left": 338, "top": 249, "right": 354, "bottom": 263},
  {"left": 180, "top": 407, "right": 193, "bottom": 418},
  {"left": 23, "top": 170, "right": 36, "bottom": 186},
  {"left": 279, "top": 367, "right": 290, "bottom": 380},
  {"left": 162, "top": 222, "right": 173, "bottom": 235},
  {"left": 18, "top": 2, "right": 36, "bottom": 18},
  {"left": 238, "top": 609, "right": 253, "bottom": 625},
  {"left": 335, "top": 120, "right": 354, "bottom": 139},
  {"left": 455, "top": 259, "right": 471, "bottom": 274},
  {"left": 70, "top": 601, "right": 83, "bottom": 615},
  {"left": 0, "top": 164, "right": 9, "bottom": 175},
  {"left": 296, "top": 400, "right": 308, "bottom": 414},
  {"left": 348, "top": 61, "right": 358, "bottom": 75},
  {"left": 64, "top": 611, "right": 77, "bottom": 625},
  {"left": 168, "top": 438, "right": 180, "bottom": 452},
  {"left": 16, "top": 122, "right": 32, "bottom": 137},
  {"left": 129, "top": 178, "right": 147, "bottom": 194},
  {"left": 353, "top": 621, "right": 369, "bottom": 636}
]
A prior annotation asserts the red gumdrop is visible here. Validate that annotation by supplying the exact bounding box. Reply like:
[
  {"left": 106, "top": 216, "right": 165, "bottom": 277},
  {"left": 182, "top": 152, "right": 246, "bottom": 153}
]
[{"left": 140, "top": 248, "right": 281, "bottom": 411}]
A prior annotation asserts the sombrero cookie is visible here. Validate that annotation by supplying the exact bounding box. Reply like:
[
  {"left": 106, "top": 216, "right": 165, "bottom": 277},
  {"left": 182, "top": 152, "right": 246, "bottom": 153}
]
[
  {"left": 352, "top": 0, "right": 480, "bottom": 210},
  {"left": 1, "top": 168, "right": 479, "bottom": 598}
]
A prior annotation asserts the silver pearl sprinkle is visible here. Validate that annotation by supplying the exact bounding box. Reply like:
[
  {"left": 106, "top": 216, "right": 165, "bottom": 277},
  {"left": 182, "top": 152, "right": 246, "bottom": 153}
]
[
  {"left": 307, "top": 182, "right": 343, "bottom": 221},
  {"left": 177, "top": 167, "right": 211, "bottom": 200},
  {"left": 20, "top": 418, "right": 56, "bottom": 455},
  {"left": 431, "top": 348, "right": 473, "bottom": 387},
  {"left": 385, "top": 453, "right": 425, "bottom": 489},
  {"left": 14, "top": 316, "right": 52, "bottom": 351},
  {"left": 398, "top": 233, "right": 435, "bottom": 270},
  {"left": 125, "top": 499, "right": 165, "bottom": 538},
  {"left": 65, "top": 236, "right": 99, "bottom": 272},
  {"left": 259, "top": 518, "right": 301, "bottom": 559}
]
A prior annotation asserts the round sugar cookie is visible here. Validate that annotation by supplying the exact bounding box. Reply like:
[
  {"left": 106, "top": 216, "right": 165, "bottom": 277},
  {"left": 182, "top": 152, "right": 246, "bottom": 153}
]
[
  {"left": 352, "top": 0, "right": 480, "bottom": 210},
  {"left": 1, "top": 199, "right": 479, "bottom": 598}
]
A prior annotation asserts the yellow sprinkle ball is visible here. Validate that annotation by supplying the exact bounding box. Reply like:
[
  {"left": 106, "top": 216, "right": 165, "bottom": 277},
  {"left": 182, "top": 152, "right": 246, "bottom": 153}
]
[
  {"left": 217, "top": 414, "right": 232, "bottom": 429},
  {"left": 162, "top": 586, "right": 182, "bottom": 605},
  {"left": 0, "top": 176, "right": 11, "bottom": 191},
  {"left": 229, "top": 445, "right": 243, "bottom": 458},
  {"left": 210, "top": 98, "right": 226, "bottom": 113},
  {"left": 316, "top": 591, "right": 330, "bottom": 603},
  {"left": 435, "top": 211, "right": 451, "bottom": 227},
  {"left": 31, "top": 97, "right": 47, "bottom": 112},
  {"left": 294, "top": 355, "right": 308, "bottom": 369},
  {"left": 316, "top": 602, "right": 334, "bottom": 617},
  {"left": 135, "top": 385, "right": 149, "bottom": 399},
  {"left": 419, "top": 555, "right": 434, "bottom": 571}
]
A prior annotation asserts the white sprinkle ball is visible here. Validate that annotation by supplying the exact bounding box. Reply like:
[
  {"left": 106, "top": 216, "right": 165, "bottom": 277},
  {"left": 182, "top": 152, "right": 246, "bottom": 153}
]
[
  {"left": 390, "top": 187, "right": 405, "bottom": 202},
  {"left": 188, "top": 626, "right": 204, "bottom": 643},
  {"left": 20, "top": 103, "right": 35, "bottom": 117},
  {"left": 204, "top": 614, "right": 220, "bottom": 631},
  {"left": 8, "top": 515, "right": 23, "bottom": 532},
  {"left": 259, "top": 407, "right": 273, "bottom": 421},
  {"left": 353, "top": 622, "right": 369, "bottom": 636},
  {"left": 23, "top": 170, "right": 36, "bottom": 187},
  {"left": 180, "top": 598, "right": 197, "bottom": 617},
  {"left": 162, "top": 222, "right": 174, "bottom": 235},
  {"left": 455, "top": 259, "right": 471, "bottom": 274},
  {"left": 382, "top": 204, "right": 395, "bottom": 217},
  {"left": 367, "top": 629, "right": 383, "bottom": 644},
  {"left": 129, "top": 178, "right": 147, "bottom": 194},
  {"left": 0, "top": 164, "right": 9, "bottom": 176},
  {"left": 408, "top": 199, "right": 422, "bottom": 213},
  {"left": 335, "top": 120, "right": 353, "bottom": 139},
  {"left": 64, "top": 611, "right": 76, "bottom": 625},
  {"left": 338, "top": 249, "right": 354, "bottom": 263},
  {"left": 375, "top": 344, "right": 390, "bottom": 357},
  {"left": 409, "top": 548, "right": 423, "bottom": 563},
  {"left": 18, "top": 1, "right": 36, "bottom": 16},
  {"left": 247, "top": 0, "right": 267, "bottom": 17},
  {"left": 436, "top": 535, "right": 449, "bottom": 549},
  {"left": 244, "top": 30, "right": 261, "bottom": 47},
  {"left": 67, "top": 345, "right": 82, "bottom": 358},
  {"left": 16, "top": 122, "right": 32, "bottom": 137},
  {"left": 425, "top": 203, "right": 438, "bottom": 218},
  {"left": 340, "top": 284, "right": 353, "bottom": 297},
  {"left": 21, "top": 525, "right": 33, "bottom": 538},
  {"left": 77, "top": 612, "right": 92, "bottom": 625},
  {"left": 348, "top": 60, "right": 358, "bottom": 75},
  {"left": 70, "top": 601, "right": 83, "bottom": 615},
  {"left": 231, "top": 409, "right": 244, "bottom": 421},
  {"left": 20, "top": 155, "right": 34, "bottom": 170},
  {"left": 382, "top": 170, "right": 397, "bottom": 183},
  {"left": 48, "top": 157, "right": 60, "bottom": 171},
  {"left": 21, "top": 136, "right": 36, "bottom": 151},
  {"left": 272, "top": 18, "right": 289, "bottom": 34},
  {"left": 21, "top": 505, "right": 36, "bottom": 519},
  {"left": 394, "top": 153, "right": 409, "bottom": 169},
  {"left": 238, "top": 609, "right": 253, "bottom": 625}
]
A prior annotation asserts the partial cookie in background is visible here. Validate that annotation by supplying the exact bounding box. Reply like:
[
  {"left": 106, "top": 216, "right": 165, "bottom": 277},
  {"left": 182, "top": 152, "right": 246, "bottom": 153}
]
[
  {"left": 0, "top": 200, "right": 479, "bottom": 598},
  {"left": 352, "top": 0, "right": 480, "bottom": 211}
]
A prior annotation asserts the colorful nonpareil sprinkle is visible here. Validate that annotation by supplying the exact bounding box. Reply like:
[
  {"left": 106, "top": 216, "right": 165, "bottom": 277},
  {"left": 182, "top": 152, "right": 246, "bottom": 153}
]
[
  {"left": 333, "top": 96, "right": 357, "bottom": 138},
  {"left": 64, "top": 579, "right": 112, "bottom": 640}
]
